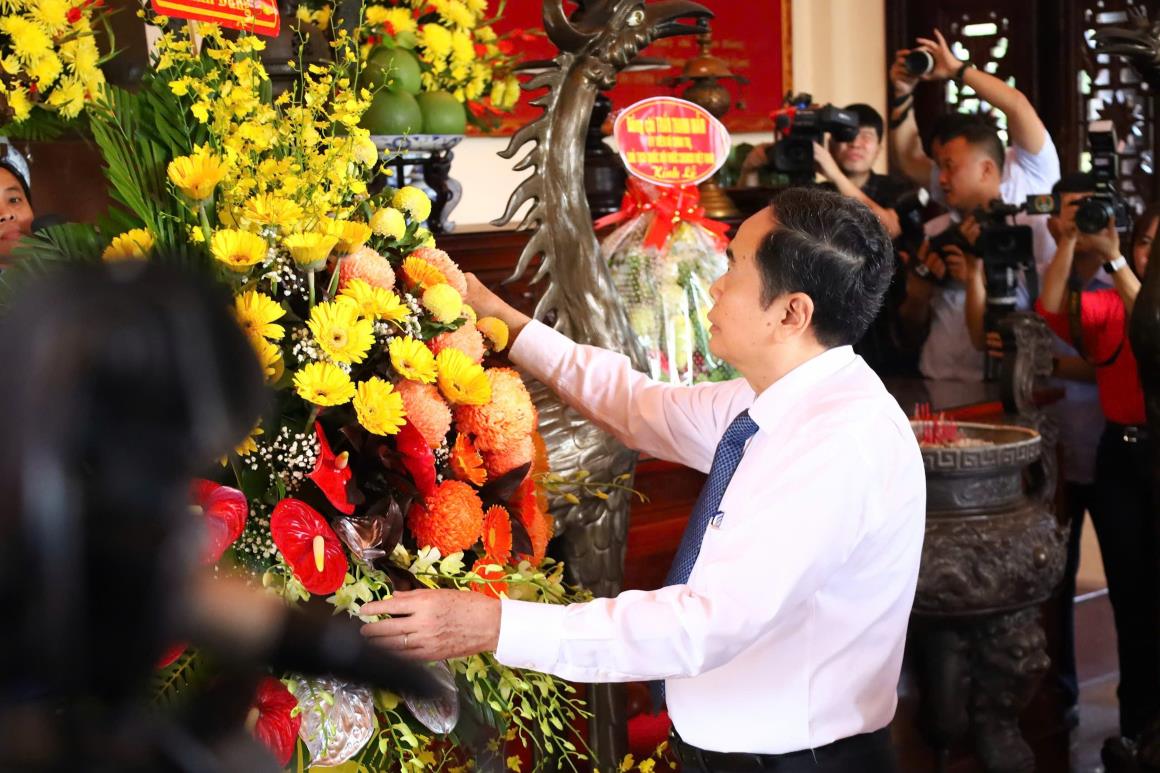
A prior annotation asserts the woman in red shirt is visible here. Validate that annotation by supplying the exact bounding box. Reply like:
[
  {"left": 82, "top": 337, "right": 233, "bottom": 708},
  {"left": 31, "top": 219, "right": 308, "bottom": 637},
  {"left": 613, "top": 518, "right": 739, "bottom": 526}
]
[{"left": 1036, "top": 201, "right": 1157, "bottom": 740}]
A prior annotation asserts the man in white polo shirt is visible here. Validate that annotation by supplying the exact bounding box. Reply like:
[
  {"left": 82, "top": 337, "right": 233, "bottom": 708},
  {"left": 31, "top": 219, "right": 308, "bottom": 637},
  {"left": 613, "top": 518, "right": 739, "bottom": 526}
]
[{"left": 361, "top": 188, "right": 926, "bottom": 771}]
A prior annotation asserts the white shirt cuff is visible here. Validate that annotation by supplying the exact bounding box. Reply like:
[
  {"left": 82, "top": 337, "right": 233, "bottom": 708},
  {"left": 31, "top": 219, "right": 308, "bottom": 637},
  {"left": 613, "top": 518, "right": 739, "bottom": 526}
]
[
  {"left": 495, "top": 598, "right": 566, "bottom": 670},
  {"left": 509, "top": 320, "right": 568, "bottom": 375}
]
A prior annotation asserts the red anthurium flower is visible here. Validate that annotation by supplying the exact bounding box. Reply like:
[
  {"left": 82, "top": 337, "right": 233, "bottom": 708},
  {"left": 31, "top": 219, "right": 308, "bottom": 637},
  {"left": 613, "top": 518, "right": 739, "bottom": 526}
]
[
  {"left": 307, "top": 422, "right": 355, "bottom": 515},
  {"left": 247, "top": 677, "right": 302, "bottom": 766},
  {"left": 270, "top": 498, "right": 348, "bottom": 595},
  {"left": 156, "top": 642, "right": 186, "bottom": 669},
  {"left": 396, "top": 421, "right": 437, "bottom": 499},
  {"left": 191, "top": 479, "right": 248, "bottom": 564}
]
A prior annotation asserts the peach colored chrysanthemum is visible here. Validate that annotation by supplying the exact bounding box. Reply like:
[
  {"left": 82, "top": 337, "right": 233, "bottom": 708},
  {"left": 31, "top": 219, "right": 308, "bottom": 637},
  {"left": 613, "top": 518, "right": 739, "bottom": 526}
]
[
  {"left": 482, "top": 435, "right": 534, "bottom": 478},
  {"left": 338, "top": 245, "right": 395, "bottom": 291},
  {"left": 454, "top": 368, "right": 536, "bottom": 453},
  {"left": 430, "top": 324, "right": 486, "bottom": 363},
  {"left": 408, "top": 247, "right": 467, "bottom": 296},
  {"left": 407, "top": 480, "right": 485, "bottom": 554},
  {"left": 450, "top": 433, "right": 486, "bottom": 486},
  {"left": 396, "top": 380, "right": 452, "bottom": 449}
]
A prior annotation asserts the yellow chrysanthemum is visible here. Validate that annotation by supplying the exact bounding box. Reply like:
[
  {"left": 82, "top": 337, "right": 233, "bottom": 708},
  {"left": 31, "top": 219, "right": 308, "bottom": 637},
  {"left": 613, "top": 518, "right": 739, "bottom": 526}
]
[
  {"left": 476, "top": 316, "right": 510, "bottom": 352},
  {"left": 101, "top": 228, "right": 153, "bottom": 261},
  {"left": 422, "top": 282, "right": 463, "bottom": 323},
  {"left": 354, "top": 376, "right": 407, "bottom": 436},
  {"left": 402, "top": 254, "right": 447, "bottom": 290},
  {"left": 370, "top": 207, "right": 406, "bottom": 240},
  {"left": 6, "top": 86, "right": 31, "bottom": 122},
  {"left": 365, "top": 6, "right": 416, "bottom": 34},
  {"left": 294, "top": 361, "right": 355, "bottom": 406},
  {"left": 440, "top": 1, "right": 474, "bottom": 30},
  {"left": 284, "top": 232, "right": 338, "bottom": 270},
  {"left": 436, "top": 348, "right": 492, "bottom": 406},
  {"left": 392, "top": 186, "right": 432, "bottom": 222},
  {"left": 307, "top": 299, "right": 375, "bottom": 364},
  {"left": 168, "top": 147, "right": 228, "bottom": 201},
  {"left": 339, "top": 278, "right": 410, "bottom": 324},
  {"left": 234, "top": 290, "right": 285, "bottom": 341},
  {"left": 0, "top": 18, "right": 52, "bottom": 63},
  {"left": 388, "top": 335, "right": 438, "bottom": 384},
  {"left": 252, "top": 336, "right": 284, "bottom": 383},
  {"left": 210, "top": 229, "right": 268, "bottom": 272},
  {"left": 414, "top": 226, "right": 436, "bottom": 248},
  {"left": 241, "top": 193, "right": 303, "bottom": 229}
]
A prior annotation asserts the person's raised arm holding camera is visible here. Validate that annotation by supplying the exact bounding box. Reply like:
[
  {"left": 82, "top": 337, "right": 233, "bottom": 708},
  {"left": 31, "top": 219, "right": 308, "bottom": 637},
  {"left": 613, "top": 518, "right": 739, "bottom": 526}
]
[{"left": 889, "top": 29, "right": 1059, "bottom": 202}]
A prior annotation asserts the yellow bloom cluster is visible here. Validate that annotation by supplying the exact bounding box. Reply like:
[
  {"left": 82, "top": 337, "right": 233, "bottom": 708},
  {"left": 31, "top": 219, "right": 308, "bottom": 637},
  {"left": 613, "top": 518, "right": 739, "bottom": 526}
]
[
  {"left": 0, "top": 0, "right": 106, "bottom": 123},
  {"left": 153, "top": 24, "right": 373, "bottom": 245},
  {"left": 360, "top": 1, "right": 522, "bottom": 116}
]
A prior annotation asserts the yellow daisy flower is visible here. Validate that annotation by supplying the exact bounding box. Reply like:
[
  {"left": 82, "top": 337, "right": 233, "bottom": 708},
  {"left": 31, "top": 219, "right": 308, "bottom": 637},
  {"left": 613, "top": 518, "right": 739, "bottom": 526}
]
[
  {"left": 392, "top": 185, "right": 433, "bottom": 222},
  {"left": 235, "top": 423, "right": 264, "bottom": 456},
  {"left": 211, "top": 229, "right": 268, "bottom": 272},
  {"left": 234, "top": 290, "right": 285, "bottom": 341},
  {"left": 101, "top": 228, "right": 153, "bottom": 261},
  {"left": 370, "top": 207, "right": 406, "bottom": 240},
  {"left": 252, "top": 337, "right": 284, "bottom": 383},
  {"left": 402, "top": 254, "right": 447, "bottom": 290},
  {"left": 284, "top": 232, "right": 338, "bottom": 270},
  {"left": 328, "top": 218, "right": 373, "bottom": 253},
  {"left": 388, "top": 335, "right": 438, "bottom": 384},
  {"left": 307, "top": 299, "right": 375, "bottom": 364},
  {"left": 353, "top": 377, "right": 407, "bottom": 436},
  {"left": 436, "top": 348, "right": 491, "bottom": 406},
  {"left": 338, "top": 278, "right": 409, "bottom": 324},
  {"left": 294, "top": 361, "right": 355, "bottom": 406},
  {"left": 422, "top": 282, "right": 463, "bottom": 323},
  {"left": 242, "top": 193, "right": 304, "bottom": 229},
  {"left": 167, "top": 147, "right": 228, "bottom": 201}
]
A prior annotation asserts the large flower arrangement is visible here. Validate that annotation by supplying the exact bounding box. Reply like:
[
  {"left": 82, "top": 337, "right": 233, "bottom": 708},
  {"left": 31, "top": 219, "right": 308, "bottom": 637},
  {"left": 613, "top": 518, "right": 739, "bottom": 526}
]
[
  {"left": 10, "top": 19, "right": 591, "bottom": 771},
  {"left": 0, "top": 0, "right": 110, "bottom": 135},
  {"left": 358, "top": 0, "right": 524, "bottom": 125}
]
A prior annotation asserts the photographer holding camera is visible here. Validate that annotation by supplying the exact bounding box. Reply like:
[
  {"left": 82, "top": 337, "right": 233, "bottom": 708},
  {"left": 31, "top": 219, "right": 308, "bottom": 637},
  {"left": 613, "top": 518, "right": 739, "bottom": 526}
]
[
  {"left": 888, "top": 29, "right": 1059, "bottom": 208},
  {"left": 1035, "top": 194, "right": 1156, "bottom": 743},
  {"left": 741, "top": 103, "right": 912, "bottom": 238},
  {"left": 898, "top": 119, "right": 1056, "bottom": 382}
]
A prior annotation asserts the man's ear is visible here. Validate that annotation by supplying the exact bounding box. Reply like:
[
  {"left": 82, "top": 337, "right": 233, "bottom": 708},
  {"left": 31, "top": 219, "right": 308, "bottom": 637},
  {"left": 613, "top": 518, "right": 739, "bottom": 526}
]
[{"left": 779, "top": 292, "right": 815, "bottom": 339}]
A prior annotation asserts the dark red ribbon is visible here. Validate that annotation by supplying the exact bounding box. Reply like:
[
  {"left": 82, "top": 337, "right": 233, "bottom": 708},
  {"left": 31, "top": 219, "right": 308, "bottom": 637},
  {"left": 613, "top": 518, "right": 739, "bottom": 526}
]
[{"left": 595, "top": 178, "right": 730, "bottom": 250}]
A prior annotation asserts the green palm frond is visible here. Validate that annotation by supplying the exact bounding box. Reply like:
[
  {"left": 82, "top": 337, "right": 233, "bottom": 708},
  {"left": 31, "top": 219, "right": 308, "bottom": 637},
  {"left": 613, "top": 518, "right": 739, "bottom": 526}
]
[
  {"left": 151, "top": 650, "right": 209, "bottom": 711},
  {"left": 0, "top": 223, "right": 103, "bottom": 306},
  {"left": 88, "top": 86, "right": 171, "bottom": 234}
]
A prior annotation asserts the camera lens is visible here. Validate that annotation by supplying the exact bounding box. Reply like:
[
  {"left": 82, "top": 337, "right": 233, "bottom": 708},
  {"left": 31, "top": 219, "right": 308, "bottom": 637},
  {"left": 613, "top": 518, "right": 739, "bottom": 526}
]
[
  {"left": 904, "top": 50, "right": 934, "bottom": 77},
  {"left": 1075, "top": 197, "right": 1114, "bottom": 234}
]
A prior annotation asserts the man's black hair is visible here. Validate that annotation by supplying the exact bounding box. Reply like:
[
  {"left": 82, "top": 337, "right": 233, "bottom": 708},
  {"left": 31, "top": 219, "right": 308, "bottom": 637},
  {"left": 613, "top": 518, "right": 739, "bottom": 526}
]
[
  {"left": 931, "top": 115, "right": 1005, "bottom": 173},
  {"left": 0, "top": 160, "right": 31, "bottom": 204},
  {"left": 843, "top": 103, "right": 884, "bottom": 141},
  {"left": 757, "top": 188, "right": 894, "bottom": 348}
]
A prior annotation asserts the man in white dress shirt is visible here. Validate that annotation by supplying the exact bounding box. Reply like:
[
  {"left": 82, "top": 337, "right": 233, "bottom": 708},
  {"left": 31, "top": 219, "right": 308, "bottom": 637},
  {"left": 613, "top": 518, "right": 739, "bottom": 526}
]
[{"left": 361, "top": 188, "right": 927, "bottom": 771}]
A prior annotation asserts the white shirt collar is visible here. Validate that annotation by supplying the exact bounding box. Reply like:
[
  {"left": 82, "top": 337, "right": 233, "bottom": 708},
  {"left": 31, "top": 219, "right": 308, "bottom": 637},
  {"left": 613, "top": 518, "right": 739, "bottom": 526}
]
[{"left": 747, "top": 345, "right": 857, "bottom": 433}]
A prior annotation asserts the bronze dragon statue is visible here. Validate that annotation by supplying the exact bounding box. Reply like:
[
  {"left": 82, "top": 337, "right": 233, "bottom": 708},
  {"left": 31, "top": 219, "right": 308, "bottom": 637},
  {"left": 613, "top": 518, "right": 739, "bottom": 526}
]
[
  {"left": 1089, "top": 8, "right": 1160, "bottom": 772},
  {"left": 492, "top": 0, "right": 712, "bottom": 766}
]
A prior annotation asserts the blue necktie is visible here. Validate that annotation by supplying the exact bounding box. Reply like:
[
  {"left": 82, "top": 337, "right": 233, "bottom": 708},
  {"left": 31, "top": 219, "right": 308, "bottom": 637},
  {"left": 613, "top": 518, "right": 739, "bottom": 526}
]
[{"left": 650, "top": 409, "right": 760, "bottom": 711}]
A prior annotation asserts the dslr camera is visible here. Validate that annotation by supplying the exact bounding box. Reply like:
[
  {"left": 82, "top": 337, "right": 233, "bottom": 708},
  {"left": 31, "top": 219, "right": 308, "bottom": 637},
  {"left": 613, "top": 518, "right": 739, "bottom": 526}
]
[
  {"left": 768, "top": 92, "right": 860, "bottom": 185},
  {"left": 1026, "top": 120, "right": 1131, "bottom": 234}
]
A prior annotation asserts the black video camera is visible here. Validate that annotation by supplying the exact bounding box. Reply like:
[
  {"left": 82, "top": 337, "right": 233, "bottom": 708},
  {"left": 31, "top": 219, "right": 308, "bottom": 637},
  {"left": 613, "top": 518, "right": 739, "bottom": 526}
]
[{"left": 768, "top": 92, "right": 860, "bottom": 185}]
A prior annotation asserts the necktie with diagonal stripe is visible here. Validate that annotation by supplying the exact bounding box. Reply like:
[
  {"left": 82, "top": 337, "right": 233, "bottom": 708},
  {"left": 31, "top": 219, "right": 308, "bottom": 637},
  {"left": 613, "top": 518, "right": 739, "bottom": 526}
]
[{"left": 649, "top": 409, "right": 760, "bottom": 712}]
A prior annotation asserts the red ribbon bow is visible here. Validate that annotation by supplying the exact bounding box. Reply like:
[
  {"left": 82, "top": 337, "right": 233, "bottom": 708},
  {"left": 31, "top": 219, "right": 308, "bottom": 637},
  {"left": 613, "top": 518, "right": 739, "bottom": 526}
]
[{"left": 595, "top": 178, "right": 730, "bottom": 250}]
